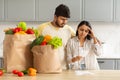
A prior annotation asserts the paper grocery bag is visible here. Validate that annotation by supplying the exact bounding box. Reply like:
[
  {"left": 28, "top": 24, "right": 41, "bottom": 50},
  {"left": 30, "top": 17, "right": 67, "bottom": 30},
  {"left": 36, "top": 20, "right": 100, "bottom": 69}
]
[
  {"left": 3, "top": 34, "right": 35, "bottom": 72},
  {"left": 31, "top": 45, "right": 62, "bottom": 73}
]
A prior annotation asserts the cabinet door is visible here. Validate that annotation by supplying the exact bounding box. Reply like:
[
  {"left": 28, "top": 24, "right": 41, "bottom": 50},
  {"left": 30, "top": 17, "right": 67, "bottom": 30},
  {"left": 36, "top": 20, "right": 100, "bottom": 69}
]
[
  {"left": 0, "top": 58, "right": 3, "bottom": 68},
  {"left": 98, "top": 59, "right": 115, "bottom": 70},
  {"left": 116, "top": 60, "right": 120, "bottom": 70},
  {"left": 114, "top": 0, "right": 120, "bottom": 22},
  {"left": 61, "top": 0, "right": 82, "bottom": 21},
  {"left": 38, "top": 0, "right": 63, "bottom": 21},
  {"left": 5, "top": 0, "right": 35, "bottom": 21},
  {"left": 84, "top": 0, "right": 113, "bottom": 21},
  {"left": 0, "top": 0, "right": 4, "bottom": 21},
  {"left": 38, "top": 0, "right": 82, "bottom": 21}
]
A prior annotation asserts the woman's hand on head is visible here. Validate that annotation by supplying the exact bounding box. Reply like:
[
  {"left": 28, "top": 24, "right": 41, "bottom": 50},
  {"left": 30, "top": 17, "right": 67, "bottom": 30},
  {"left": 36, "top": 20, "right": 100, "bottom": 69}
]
[
  {"left": 88, "top": 28, "right": 95, "bottom": 39},
  {"left": 88, "top": 28, "right": 100, "bottom": 44}
]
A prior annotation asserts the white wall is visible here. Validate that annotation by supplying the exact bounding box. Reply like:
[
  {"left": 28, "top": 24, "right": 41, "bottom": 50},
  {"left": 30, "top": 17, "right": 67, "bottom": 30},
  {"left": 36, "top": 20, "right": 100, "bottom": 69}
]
[
  {"left": 91, "top": 22, "right": 120, "bottom": 58},
  {"left": 0, "top": 21, "right": 120, "bottom": 58}
]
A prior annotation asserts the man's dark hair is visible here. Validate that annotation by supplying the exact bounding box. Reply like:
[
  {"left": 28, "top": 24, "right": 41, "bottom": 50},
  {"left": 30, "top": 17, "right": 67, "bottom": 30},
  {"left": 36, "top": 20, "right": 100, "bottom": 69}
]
[{"left": 54, "top": 4, "right": 70, "bottom": 18}]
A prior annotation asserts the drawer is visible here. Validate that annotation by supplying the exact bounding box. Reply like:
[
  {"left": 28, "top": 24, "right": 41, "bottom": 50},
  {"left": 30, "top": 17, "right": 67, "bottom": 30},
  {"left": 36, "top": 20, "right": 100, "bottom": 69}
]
[
  {"left": 98, "top": 59, "right": 115, "bottom": 70},
  {"left": 0, "top": 58, "right": 3, "bottom": 68}
]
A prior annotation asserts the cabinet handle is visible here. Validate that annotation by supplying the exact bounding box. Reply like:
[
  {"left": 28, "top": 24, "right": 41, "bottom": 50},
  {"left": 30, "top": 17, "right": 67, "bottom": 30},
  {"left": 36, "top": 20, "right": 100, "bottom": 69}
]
[{"left": 98, "top": 61, "right": 105, "bottom": 63}]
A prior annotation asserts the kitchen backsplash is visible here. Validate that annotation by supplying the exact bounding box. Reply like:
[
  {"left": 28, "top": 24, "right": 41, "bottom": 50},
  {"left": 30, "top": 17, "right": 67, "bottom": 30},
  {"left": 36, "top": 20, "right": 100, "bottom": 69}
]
[{"left": 0, "top": 21, "right": 120, "bottom": 58}]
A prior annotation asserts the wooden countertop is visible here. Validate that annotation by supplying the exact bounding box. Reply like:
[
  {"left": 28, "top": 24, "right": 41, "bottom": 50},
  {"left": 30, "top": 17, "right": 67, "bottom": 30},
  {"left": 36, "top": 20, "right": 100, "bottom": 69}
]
[{"left": 0, "top": 70, "right": 120, "bottom": 80}]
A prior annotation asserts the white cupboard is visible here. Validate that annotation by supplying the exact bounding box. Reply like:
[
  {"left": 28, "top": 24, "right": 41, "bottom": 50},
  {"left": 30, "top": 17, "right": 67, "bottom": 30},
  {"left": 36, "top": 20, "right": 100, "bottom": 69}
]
[
  {"left": 0, "top": 58, "right": 3, "bottom": 68},
  {"left": 61, "top": 0, "right": 82, "bottom": 21},
  {"left": 37, "top": 0, "right": 82, "bottom": 21},
  {"left": 0, "top": 58, "right": 120, "bottom": 69},
  {"left": 114, "top": 0, "right": 120, "bottom": 22},
  {"left": 84, "top": 0, "right": 113, "bottom": 21},
  {"left": 37, "top": 0, "right": 63, "bottom": 21},
  {"left": 98, "top": 58, "right": 120, "bottom": 70},
  {"left": 98, "top": 59, "right": 115, "bottom": 70},
  {"left": 116, "top": 60, "right": 120, "bottom": 70},
  {"left": 0, "top": 0, "right": 4, "bottom": 21},
  {"left": 1, "top": 0, "right": 120, "bottom": 22},
  {"left": 5, "top": 0, "right": 36, "bottom": 21}
]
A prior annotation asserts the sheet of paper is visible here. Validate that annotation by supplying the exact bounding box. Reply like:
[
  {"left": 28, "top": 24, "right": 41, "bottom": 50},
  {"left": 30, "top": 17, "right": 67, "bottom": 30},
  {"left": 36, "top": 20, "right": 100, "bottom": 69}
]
[{"left": 75, "top": 70, "right": 94, "bottom": 75}]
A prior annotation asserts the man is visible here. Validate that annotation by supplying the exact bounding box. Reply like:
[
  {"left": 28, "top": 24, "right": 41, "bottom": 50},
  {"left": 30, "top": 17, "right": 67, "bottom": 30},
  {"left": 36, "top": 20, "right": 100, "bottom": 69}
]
[{"left": 38, "top": 4, "right": 75, "bottom": 69}]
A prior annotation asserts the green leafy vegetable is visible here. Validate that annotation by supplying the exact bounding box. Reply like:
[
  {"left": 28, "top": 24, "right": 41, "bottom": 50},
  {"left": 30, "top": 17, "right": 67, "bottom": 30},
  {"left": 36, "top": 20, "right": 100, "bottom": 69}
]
[
  {"left": 48, "top": 37, "right": 62, "bottom": 48},
  {"left": 5, "top": 29, "right": 14, "bottom": 34}
]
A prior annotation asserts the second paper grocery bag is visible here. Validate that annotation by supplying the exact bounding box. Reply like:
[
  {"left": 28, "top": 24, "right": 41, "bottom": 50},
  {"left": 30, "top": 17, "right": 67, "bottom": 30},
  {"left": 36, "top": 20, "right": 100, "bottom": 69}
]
[{"left": 32, "top": 45, "right": 62, "bottom": 73}]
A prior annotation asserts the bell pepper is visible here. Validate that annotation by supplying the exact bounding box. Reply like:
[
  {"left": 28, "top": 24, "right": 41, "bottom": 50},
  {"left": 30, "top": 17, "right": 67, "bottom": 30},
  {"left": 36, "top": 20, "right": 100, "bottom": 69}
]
[
  {"left": 26, "top": 28, "right": 34, "bottom": 34},
  {"left": 13, "top": 27, "right": 22, "bottom": 33},
  {"left": 28, "top": 68, "right": 37, "bottom": 76},
  {"left": 40, "top": 41, "right": 47, "bottom": 45},
  {"left": 15, "top": 31, "right": 27, "bottom": 35},
  {"left": 43, "top": 35, "right": 52, "bottom": 42}
]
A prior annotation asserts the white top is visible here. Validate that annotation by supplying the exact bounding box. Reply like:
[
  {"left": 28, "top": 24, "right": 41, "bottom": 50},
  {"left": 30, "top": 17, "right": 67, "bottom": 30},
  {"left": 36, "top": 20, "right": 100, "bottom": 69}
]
[{"left": 66, "top": 36, "right": 103, "bottom": 70}]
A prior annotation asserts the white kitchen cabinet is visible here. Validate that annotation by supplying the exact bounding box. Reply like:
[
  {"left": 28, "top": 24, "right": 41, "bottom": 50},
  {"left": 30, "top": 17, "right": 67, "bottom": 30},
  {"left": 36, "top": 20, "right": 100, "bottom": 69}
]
[
  {"left": 0, "top": 58, "right": 3, "bottom": 68},
  {"left": 116, "top": 60, "right": 120, "bottom": 70},
  {"left": 1, "top": 0, "right": 120, "bottom": 22},
  {"left": 61, "top": 0, "right": 82, "bottom": 21},
  {"left": 37, "top": 0, "right": 82, "bottom": 21},
  {"left": 0, "top": 0, "right": 4, "bottom": 21},
  {"left": 84, "top": 0, "right": 113, "bottom": 21},
  {"left": 98, "top": 59, "right": 115, "bottom": 70},
  {"left": 114, "top": 0, "right": 120, "bottom": 22},
  {"left": 37, "top": 0, "right": 62, "bottom": 21},
  {"left": 5, "top": 0, "right": 36, "bottom": 21}
]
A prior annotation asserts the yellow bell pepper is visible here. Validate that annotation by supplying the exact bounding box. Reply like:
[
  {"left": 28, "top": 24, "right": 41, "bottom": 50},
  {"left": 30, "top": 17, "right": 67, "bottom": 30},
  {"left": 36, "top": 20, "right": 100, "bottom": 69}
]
[
  {"left": 43, "top": 35, "right": 52, "bottom": 42},
  {"left": 28, "top": 68, "right": 37, "bottom": 76},
  {"left": 15, "top": 31, "right": 26, "bottom": 35}
]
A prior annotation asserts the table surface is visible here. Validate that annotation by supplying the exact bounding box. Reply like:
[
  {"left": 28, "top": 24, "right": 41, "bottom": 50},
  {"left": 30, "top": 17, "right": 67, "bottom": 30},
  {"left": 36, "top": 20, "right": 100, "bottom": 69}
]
[{"left": 0, "top": 70, "right": 120, "bottom": 80}]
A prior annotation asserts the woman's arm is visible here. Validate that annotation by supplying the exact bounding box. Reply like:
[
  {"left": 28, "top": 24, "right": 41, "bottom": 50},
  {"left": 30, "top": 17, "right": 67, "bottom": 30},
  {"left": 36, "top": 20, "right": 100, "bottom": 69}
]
[
  {"left": 88, "top": 28, "right": 103, "bottom": 56},
  {"left": 91, "top": 39, "right": 103, "bottom": 56}
]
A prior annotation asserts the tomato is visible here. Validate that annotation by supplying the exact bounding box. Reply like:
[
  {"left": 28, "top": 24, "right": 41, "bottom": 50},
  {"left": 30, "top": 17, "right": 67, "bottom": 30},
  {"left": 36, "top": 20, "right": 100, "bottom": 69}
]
[
  {"left": 0, "top": 70, "right": 3, "bottom": 76},
  {"left": 17, "top": 72, "right": 24, "bottom": 77},
  {"left": 12, "top": 70, "right": 19, "bottom": 74},
  {"left": 40, "top": 41, "right": 47, "bottom": 45},
  {"left": 26, "top": 29, "right": 34, "bottom": 34},
  {"left": 13, "top": 27, "right": 22, "bottom": 33}
]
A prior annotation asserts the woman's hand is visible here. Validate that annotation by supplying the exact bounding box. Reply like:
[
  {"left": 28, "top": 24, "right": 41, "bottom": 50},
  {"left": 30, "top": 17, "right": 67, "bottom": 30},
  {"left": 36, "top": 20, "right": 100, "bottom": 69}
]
[
  {"left": 71, "top": 56, "right": 82, "bottom": 62},
  {"left": 88, "top": 28, "right": 100, "bottom": 44},
  {"left": 88, "top": 28, "right": 95, "bottom": 39}
]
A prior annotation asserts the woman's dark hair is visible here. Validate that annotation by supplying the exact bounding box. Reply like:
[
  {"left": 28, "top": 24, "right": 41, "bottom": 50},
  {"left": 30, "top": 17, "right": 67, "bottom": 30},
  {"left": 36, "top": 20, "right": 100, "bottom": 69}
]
[
  {"left": 54, "top": 4, "right": 70, "bottom": 18},
  {"left": 76, "top": 20, "right": 92, "bottom": 40}
]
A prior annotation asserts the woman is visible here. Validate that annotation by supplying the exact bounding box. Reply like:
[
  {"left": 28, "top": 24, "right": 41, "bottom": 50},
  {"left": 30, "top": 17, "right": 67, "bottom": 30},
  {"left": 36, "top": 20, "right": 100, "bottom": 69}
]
[{"left": 66, "top": 21, "right": 102, "bottom": 70}]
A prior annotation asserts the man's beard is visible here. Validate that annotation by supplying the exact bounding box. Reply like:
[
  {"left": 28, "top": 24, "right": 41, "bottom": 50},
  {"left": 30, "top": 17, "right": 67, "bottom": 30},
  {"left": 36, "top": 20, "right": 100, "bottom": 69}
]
[{"left": 55, "top": 21, "right": 64, "bottom": 28}]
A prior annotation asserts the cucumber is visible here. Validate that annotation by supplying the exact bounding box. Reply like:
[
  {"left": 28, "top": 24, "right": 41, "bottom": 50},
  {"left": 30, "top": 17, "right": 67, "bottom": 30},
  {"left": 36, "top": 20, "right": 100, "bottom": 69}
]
[{"left": 31, "top": 35, "right": 44, "bottom": 48}]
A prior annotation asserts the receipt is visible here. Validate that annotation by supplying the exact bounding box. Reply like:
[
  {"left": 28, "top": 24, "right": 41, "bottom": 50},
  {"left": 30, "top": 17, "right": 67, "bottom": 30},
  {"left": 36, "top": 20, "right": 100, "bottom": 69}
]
[{"left": 75, "top": 70, "right": 94, "bottom": 75}]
